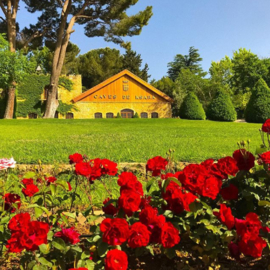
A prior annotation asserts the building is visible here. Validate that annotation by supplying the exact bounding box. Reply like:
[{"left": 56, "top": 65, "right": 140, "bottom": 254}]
[{"left": 71, "top": 70, "right": 173, "bottom": 119}]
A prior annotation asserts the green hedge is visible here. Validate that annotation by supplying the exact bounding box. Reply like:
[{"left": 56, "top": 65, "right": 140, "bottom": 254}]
[
  {"left": 245, "top": 78, "right": 270, "bottom": 123},
  {"left": 179, "top": 92, "right": 206, "bottom": 120},
  {"left": 16, "top": 75, "right": 74, "bottom": 118},
  {"left": 207, "top": 89, "right": 237, "bottom": 122}
]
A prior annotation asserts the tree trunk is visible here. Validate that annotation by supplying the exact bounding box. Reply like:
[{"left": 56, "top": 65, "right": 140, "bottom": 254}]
[
  {"left": 43, "top": 74, "right": 60, "bottom": 118},
  {"left": 4, "top": 87, "right": 15, "bottom": 119}
]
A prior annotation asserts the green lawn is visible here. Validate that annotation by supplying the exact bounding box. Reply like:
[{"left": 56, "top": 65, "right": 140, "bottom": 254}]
[{"left": 0, "top": 119, "right": 263, "bottom": 164}]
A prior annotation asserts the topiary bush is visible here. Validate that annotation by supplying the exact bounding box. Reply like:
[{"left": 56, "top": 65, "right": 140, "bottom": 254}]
[
  {"left": 245, "top": 78, "right": 270, "bottom": 123},
  {"left": 133, "top": 112, "right": 139, "bottom": 118},
  {"left": 179, "top": 92, "right": 206, "bottom": 120},
  {"left": 207, "top": 89, "right": 237, "bottom": 121},
  {"left": 116, "top": 112, "right": 122, "bottom": 118}
]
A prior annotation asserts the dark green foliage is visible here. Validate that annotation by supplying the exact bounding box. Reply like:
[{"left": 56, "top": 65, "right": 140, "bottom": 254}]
[
  {"left": 207, "top": 89, "right": 237, "bottom": 122},
  {"left": 179, "top": 92, "right": 206, "bottom": 120},
  {"left": 59, "top": 77, "right": 73, "bottom": 91},
  {"left": 16, "top": 74, "right": 49, "bottom": 118},
  {"left": 168, "top": 47, "right": 207, "bottom": 81},
  {"left": 133, "top": 112, "right": 139, "bottom": 118},
  {"left": 57, "top": 101, "right": 78, "bottom": 115},
  {"left": 116, "top": 112, "right": 122, "bottom": 118},
  {"left": 245, "top": 79, "right": 270, "bottom": 123},
  {"left": 16, "top": 74, "right": 73, "bottom": 118}
]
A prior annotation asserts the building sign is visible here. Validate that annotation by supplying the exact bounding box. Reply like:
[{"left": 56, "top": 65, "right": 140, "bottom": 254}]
[{"left": 93, "top": 95, "right": 156, "bottom": 100}]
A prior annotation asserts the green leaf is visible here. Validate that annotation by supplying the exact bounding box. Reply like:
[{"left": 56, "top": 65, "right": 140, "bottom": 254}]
[
  {"left": 85, "top": 260, "right": 95, "bottom": 270},
  {"left": 93, "top": 235, "right": 101, "bottom": 242},
  {"left": 164, "top": 248, "right": 176, "bottom": 259},
  {"left": 81, "top": 251, "right": 90, "bottom": 260},
  {"left": 35, "top": 207, "right": 44, "bottom": 219},
  {"left": 97, "top": 241, "right": 108, "bottom": 257},
  {"left": 62, "top": 212, "right": 76, "bottom": 219},
  {"left": 37, "top": 258, "right": 52, "bottom": 268},
  {"left": 189, "top": 201, "right": 202, "bottom": 213},
  {"left": 71, "top": 246, "right": 82, "bottom": 253},
  {"left": 39, "top": 244, "right": 51, "bottom": 255},
  {"left": 163, "top": 210, "right": 174, "bottom": 218},
  {"left": 52, "top": 238, "right": 66, "bottom": 251},
  {"left": 33, "top": 265, "right": 48, "bottom": 270},
  {"left": 23, "top": 172, "right": 36, "bottom": 179},
  {"left": 258, "top": 200, "right": 270, "bottom": 207},
  {"left": 27, "top": 260, "right": 36, "bottom": 270},
  {"left": 50, "top": 184, "right": 56, "bottom": 196}
]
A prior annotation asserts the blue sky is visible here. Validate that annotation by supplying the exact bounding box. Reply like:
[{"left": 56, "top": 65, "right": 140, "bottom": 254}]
[{"left": 14, "top": 0, "right": 270, "bottom": 80}]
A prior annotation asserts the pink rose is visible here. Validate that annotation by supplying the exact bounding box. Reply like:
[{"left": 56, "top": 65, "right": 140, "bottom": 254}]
[{"left": 0, "top": 158, "right": 16, "bottom": 170}]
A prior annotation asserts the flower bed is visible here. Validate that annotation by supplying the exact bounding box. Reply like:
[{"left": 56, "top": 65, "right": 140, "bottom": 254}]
[{"left": 1, "top": 121, "right": 270, "bottom": 270}]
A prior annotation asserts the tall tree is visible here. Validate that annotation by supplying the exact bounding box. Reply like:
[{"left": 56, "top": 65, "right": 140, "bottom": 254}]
[
  {"left": 24, "top": 0, "right": 153, "bottom": 118},
  {"left": 78, "top": 47, "right": 123, "bottom": 89},
  {"left": 122, "top": 48, "right": 150, "bottom": 81},
  {"left": 168, "top": 46, "right": 207, "bottom": 81},
  {"left": 151, "top": 76, "right": 175, "bottom": 98}
]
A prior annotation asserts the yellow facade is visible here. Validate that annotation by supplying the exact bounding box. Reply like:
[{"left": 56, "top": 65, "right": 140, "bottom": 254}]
[{"left": 71, "top": 70, "right": 172, "bottom": 119}]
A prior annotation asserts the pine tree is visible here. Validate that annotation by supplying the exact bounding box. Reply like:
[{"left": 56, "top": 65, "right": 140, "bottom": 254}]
[{"left": 245, "top": 78, "right": 270, "bottom": 123}]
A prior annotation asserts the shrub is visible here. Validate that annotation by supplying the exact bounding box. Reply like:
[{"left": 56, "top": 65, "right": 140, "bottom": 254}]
[
  {"left": 179, "top": 92, "right": 206, "bottom": 120},
  {"left": 245, "top": 78, "right": 270, "bottom": 123},
  {"left": 133, "top": 112, "right": 139, "bottom": 118},
  {"left": 116, "top": 112, "right": 122, "bottom": 118},
  {"left": 207, "top": 89, "right": 237, "bottom": 121}
]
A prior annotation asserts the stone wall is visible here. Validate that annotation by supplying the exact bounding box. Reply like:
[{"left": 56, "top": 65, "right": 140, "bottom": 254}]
[{"left": 73, "top": 101, "right": 172, "bottom": 119}]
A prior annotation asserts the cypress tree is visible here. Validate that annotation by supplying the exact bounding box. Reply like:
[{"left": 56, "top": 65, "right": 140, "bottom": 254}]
[
  {"left": 245, "top": 78, "right": 270, "bottom": 123},
  {"left": 207, "top": 89, "right": 237, "bottom": 121},
  {"left": 179, "top": 92, "right": 206, "bottom": 120}
]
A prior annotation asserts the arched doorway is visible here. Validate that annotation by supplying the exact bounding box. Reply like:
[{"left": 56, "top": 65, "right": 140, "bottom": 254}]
[
  {"left": 95, "top": 112, "right": 103, "bottom": 118},
  {"left": 121, "top": 109, "right": 134, "bottom": 118},
  {"left": 141, "top": 112, "right": 148, "bottom": 118},
  {"left": 151, "top": 112, "right": 159, "bottom": 118},
  {"left": 66, "top": 113, "right": 74, "bottom": 119}
]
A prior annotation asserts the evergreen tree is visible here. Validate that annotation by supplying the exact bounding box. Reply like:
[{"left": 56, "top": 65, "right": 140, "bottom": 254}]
[
  {"left": 168, "top": 47, "right": 207, "bottom": 81},
  {"left": 23, "top": 0, "right": 153, "bottom": 118},
  {"left": 179, "top": 92, "right": 205, "bottom": 120},
  {"left": 245, "top": 78, "right": 270, "bottom": 123},
  {"left": 207, "top": 89, "right": 237, "bottom": 122},
  {"left": 122, "top": 48, "right": 150, "bottom": 81}
]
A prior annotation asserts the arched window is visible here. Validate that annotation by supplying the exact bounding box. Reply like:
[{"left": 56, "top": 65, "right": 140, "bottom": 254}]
[
  {"left": 121, "top": 109, "right": 134, "bottom": 118},
  {"left": 151, "top": 112, "right": 158, "bottom": 118},
  {"left": 54, "top": 111, "right": 59, "bottom": 119},
  {"left": 141, "top": 112, "right": 148, "bottom": 118},
  {"left": 28, "top": 113, "right": 37, "bottom": 119},
  {"left": 66, "top": 113, "right": 74, "bottom": 119},
  {"left": 106, "top": 113, "right": 114, "bottom": 118},
  {"left": 95, "top": 112, "right": 103, "bottom": 119}
]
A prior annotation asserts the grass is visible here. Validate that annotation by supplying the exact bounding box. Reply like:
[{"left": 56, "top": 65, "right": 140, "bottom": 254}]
[{"left": 0, "top": 118, "right": 263, "bottom": 164}]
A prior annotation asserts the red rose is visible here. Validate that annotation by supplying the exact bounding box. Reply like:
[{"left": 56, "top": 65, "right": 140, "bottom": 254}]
[
  {"left": 54, "top": 227, "right": 80, "bottom": 244},
  {"left": 262, "top": 119, "right": 270, "bottom": 133},
  {"left": 238, "top": 235, "right": 266, "bottom": 258},
  {"left": 160, "top": 222, "right": 180, "bottom": 248},
  {"left": 233, "top": 149, "right": 255, "bottom": 171},
  {"left": 179, "top": 164, "right": 207, "bottom": 194},
  {"left": 7, "top": 214, "right": 49, "bottom": 252},
  {"left": 128, "top": 222, "right": 151, "bottom": 248},
  {"left": 118, "top": 172, "right": 137, "bottom": 186},
  {"left": 100, "top": 159, "right": 118, "bottom": 176},
  {"left": 105, "top": 249, "right": 128, "bottom": 270},
  {"left": 261, "top": 226, "right": 270, "bottom": 233},
  {"left": 140, "top": 196, "right": 152, "bottom": 209},
  {"left": 45, "top": 176, "right": 57, "bottom": 185},
  {"left": 22, "top": 178, "right": 34, "bottom": 185},
  {"left": 100, "top": 218, "right": 129, "bottom": 246},
  {"left": 209, "top": 163, "right": 228, "bottom": 180},
  {"left": 213, "top": 204, "right": 235, "bottom": 230},
  {"left": 201, "top": 159, "right": 215, "bottom": 170},
  {"left": 235, "top": 213, "right": 262, "bottom": 237},
  {"left": 150, "top": 215, "right": 166, "bottom": 244},
  {"left": 183, "top": 192, "right": 198, "bottom": 211},
  {"left": 202, "top": 176, "right": 222, "bottom": 200},
  {"left": 69, "top": 153, "right": 83, "bottom": 164},
  {"left": 228, "top": 242, "right": 241, "bottom": 260},
  {"left": 220, "top": 184, "right": 238, "bottom": 200},
  {"left": 102, "top": 198, "right": 118, "bottom": 216},
  {"left": 22, "top": 184, "right": 39, "bottom": 197},
  {"left": 146, "top": 156, "right": 168, "bottom": 176},
  {"left": 89, "top": 158, "right": 103, "bottom": 180},
  {"left": 217, "top": 157, "right": 239, "bottom": 177},
  {"left": 8, "top": 213, "right": 30, "bottom": 232},
  {"left": 139, "top": 206, "right": 159, "bottom": 225},
  {"left": 75, "top": 162, "right": 92, "bottom": 177},
  {"left": 118, "top": 189, "right": 141, "bottom": 216},
  {"left": 259, "top": 151, "right": 270, "bottom": 165},
  {"left": 4, "top": 193, "right": 21, "bottom": 213}
]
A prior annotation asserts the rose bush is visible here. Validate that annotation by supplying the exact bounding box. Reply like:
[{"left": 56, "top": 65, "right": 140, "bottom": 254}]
[{"left": 1, "top": 121, "right": 270, "bottom": 269}]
